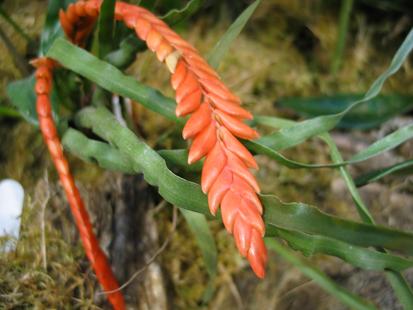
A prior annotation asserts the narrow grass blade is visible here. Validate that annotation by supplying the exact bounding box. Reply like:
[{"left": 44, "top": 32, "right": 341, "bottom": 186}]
[
  {"left": 279, "top": 94, "right": 413, "bottom": 130},
  {"left": 97, "top": 0, "right": 116, "bottom": 58},
  {"left": 355, "top": 159, "right": 413, "bottom": 187},
  {"left": 162, "top": 0, "right": 204, "bottom": 25},
  {"left": 330, "top": 0, "right": 354, "bottom": 74},
  {"left": 207, "top": 0, "right": 261, "bottom": 69},
  {"left": 180, "top": 209, "right": 217, "bottom": 302},
  {"left": 350, "top": 124, "right": 413, "bottom": 162}
]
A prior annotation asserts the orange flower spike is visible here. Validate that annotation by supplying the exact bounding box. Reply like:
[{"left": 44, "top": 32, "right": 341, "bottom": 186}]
[{"left": 58, "top": 0, "right": 268, "bottom": 280}]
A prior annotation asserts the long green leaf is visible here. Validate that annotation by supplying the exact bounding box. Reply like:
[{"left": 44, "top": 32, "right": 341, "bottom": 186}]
[
  {"left": 276, "top": 228, "right": 413, "bottom": 272},
  {"left": 180, "top": 209, "right": 217, "bottom": 278},
  {"left": 350, "top": 124, "right": 413, "bottom": 162},
  {"left": 266, "top": 239, "right": 376, "bottom": 310},
  {"left": 259, "top": 28, "right": 413, "bottom": 151},
  {"left": 279, "top": 94, "right": 413, "bottom": 130},
  {"left": 207, "top": 0, "right": 261, "bottom": 69},
  {"left": 74, "top": 106, "right": 413, "bottom": 256},
  {"left": 355, "top": 159, "right": 413, "bottom": 187},
  {"left": 330, "top": 0, "right": 353, "bottom": 74},
  {"left": 180, "top": 209, "right": 217, "bottom": 302},
  {"left": 48, "top": 38, "right": 181, "bottom": 124},
  {"left": 62, "top": 127, "right": 413, "bottom": 273}
]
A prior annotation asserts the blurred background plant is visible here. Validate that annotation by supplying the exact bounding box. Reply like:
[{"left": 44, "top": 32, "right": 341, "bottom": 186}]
[{"left": 1, "top": 0, "right": 413, "bottom": 309}]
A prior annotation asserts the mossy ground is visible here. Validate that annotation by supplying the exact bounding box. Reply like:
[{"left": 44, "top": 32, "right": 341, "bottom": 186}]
[{"left": 1, "top": 0, "right": 412, "bottom": 308}]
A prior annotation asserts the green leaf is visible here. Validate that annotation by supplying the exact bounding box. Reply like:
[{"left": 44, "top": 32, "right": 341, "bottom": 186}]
[
  {"left": 180, "top": 209, "right": 217, "bottom": 278},
  {"left": 207, "top": 0, "right": 261, "bottom": 69},
  {"left": 74, "top": 106, "right": 413, "bottom": 257},
  {"left": 40, "top": 0, "right": 75, "bottom": 55},
  {"left": 276, "top": 228, "right": 413, "bottom": 272},
  {"left": 355, "top": 159, "right": 413, "bottom": 187},
  {"left": 47, "top": 38, "right": 182, "bottom": 124},
  {"left": 279, "top": 94, "right": 413, "bottom": 130},
  {"left": 62, "top": 128, "right": 134, "bottom": 173},
  {"left": 6, "top": 75, "right": 39, "bottom": 125},
  {"left": 97, "top": 0, "right": 116, "bottom": 58},
  {"left": 180, "top": 209, "right": 217, "bottom": 302},
  {"left": 161, "top": 0, "right": 204, "bottom": 25},
  {"left": 330, "top": 0, "right": 353, "bottom": 74},
  {"left": 6, "top": 75, "right": 59, "bottom": 126},
  {"left": 266, "top": 239, "right": 376, "bottom": 310},
  {"left": 350, "top": 124, "right": 413, "bottom": 162},
  {"left": 259, "top": 28, "right": 413, "bottom": 151}
]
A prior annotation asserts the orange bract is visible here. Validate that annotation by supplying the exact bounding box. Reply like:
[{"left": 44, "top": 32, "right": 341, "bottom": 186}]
[{"left": 35, "top": 2, "right": 267, "bottom": 308}]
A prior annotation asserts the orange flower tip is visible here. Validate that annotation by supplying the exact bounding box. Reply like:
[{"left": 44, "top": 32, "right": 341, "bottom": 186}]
[
  {"left": 245, "top": 112, "right": 254, "bottom": 120},
  {"left": 175, "top": 109, "right": 184, "bottom": 118},
  {"left": 254, "top": 266, "right": 266, "bottom": 279},
  {"left": 209, "top": 208, "right": 217, "bottom": 217},
  {"left": 165, "top": 51, "right": 181, "bottom": 73},
  {"left": 251, "top": 130, "right": 260, "bottom": 140},
  {"left": 187, "top": 154, "right": 198, "bottom": 165},
  {"left": 249, "top": 256, "right": 266, "bottom": 279}
]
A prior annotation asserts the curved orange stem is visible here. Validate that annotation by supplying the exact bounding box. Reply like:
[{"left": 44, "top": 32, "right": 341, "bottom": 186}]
[{"left": 32, "top": 57, "right": 125, "bottom": 309}]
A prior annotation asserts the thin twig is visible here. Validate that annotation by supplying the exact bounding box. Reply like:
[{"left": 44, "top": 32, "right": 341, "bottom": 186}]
[
  {"left": 98, "top": 207, "right": 178, "bottom": 295},
  {"left": 37, "top": 171, "right": 51, "bottom": 271}
]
